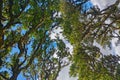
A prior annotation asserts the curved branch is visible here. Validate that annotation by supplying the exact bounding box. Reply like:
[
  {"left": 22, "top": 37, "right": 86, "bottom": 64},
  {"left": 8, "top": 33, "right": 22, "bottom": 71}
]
[{"left": 0, "top": 73, "right": 9, "bottom": 80}]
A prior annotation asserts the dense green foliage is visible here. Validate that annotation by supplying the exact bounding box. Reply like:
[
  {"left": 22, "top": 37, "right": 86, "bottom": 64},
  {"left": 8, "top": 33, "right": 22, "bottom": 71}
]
[
  {"left": 59, "top": 0, "right": 120, "bottom": 80},
  {"left": 1, "top": 0, "right": 120, "bottom": 80},
  {"left": 0, "top": 0, "right": 69, "bottom": 80}
]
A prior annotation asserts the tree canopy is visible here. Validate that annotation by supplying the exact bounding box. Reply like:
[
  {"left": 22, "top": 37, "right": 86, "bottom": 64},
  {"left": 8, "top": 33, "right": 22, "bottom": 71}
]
[
  {"left": 0, "top": 0, "right": 69, "bottom": 80},
  {"left": 59, "top": 0, "right": 120, "bottom": 80},
  {"left": 0, "top": 0, "right": 120, "bottom": 80}
]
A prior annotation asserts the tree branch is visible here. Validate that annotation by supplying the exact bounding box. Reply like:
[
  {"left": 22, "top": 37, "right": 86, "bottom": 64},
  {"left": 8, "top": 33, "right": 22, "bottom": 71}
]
[
  {"left": 20, "top": 42, "right": 42, "bottom": 70},
  {"left": 0, "top": 73, "right": 8, "bottom": 80},
  {"left": 0, "top": 0, "right": 3, "bottom": 23},
  {"left": 4, "top": 0, "right": 29, "bottom": 30}
]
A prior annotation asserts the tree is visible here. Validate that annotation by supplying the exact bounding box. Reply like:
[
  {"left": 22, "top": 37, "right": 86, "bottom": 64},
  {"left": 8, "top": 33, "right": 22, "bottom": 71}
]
[
  {"left": 1, "top": 0, "right": 120, "bottom": 80},
  {"left": 0, "top": 0, "right": 69, "bottom": 80},
  {"left": 59, "top": 0, "right": 120, "bottom": 79}
]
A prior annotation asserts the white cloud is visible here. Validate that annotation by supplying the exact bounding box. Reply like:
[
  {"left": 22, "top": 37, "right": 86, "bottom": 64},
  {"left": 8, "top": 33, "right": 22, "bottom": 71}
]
[
  {"left": 57, "top": 65, "right": 78, "bottom": 80},
  {"left": 91, "top": 0, "right": 120, "bottom": 56},
  {"left": 49, "top": 26, "right": 73, "bottom": 54},
  {"left": 93, "top": 41, "right": 113, "bottom": 55},
  {"left": 91, "top": 0, "right": 116, "bottom": 10}
]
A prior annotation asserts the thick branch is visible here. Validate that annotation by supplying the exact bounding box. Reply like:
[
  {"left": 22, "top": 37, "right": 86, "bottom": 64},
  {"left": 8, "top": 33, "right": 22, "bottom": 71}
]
[
  {"left": 20, "top": 30, "right": 46, "bottom": 70},
  {"left": 0, "top": 0, "right": 3, "bottom": 48},
  {"left": 0, "top": 73, "right": 8, "bottom": 80},
  {"left": 20, "top": 42, "right": 42, "bottom": 70},
  {"left": 0, "top": 0, "right": 3, "bottom": 24}
]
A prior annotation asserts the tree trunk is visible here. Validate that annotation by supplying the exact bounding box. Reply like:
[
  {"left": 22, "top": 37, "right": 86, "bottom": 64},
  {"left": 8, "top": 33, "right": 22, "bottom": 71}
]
[{"left": 9, "top": 71, "right": 20, "bottom": 80}]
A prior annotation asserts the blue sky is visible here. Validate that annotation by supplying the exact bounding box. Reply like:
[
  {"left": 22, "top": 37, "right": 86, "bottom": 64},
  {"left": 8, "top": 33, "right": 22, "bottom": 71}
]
[{"left": 82, "top": 1, "right": 93, "bottom": 12}]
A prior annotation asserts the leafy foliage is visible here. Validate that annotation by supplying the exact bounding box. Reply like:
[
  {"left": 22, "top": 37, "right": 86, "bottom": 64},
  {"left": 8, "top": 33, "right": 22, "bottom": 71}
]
[
  {"left": 1, "top": 0, "right": 120, "bottom": 80},
  {"left": 0, "top": 0, "right": 69, "bottom": 80},
  {"left": 59, "top": 0, "right": 120, "bottom": 80}
]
